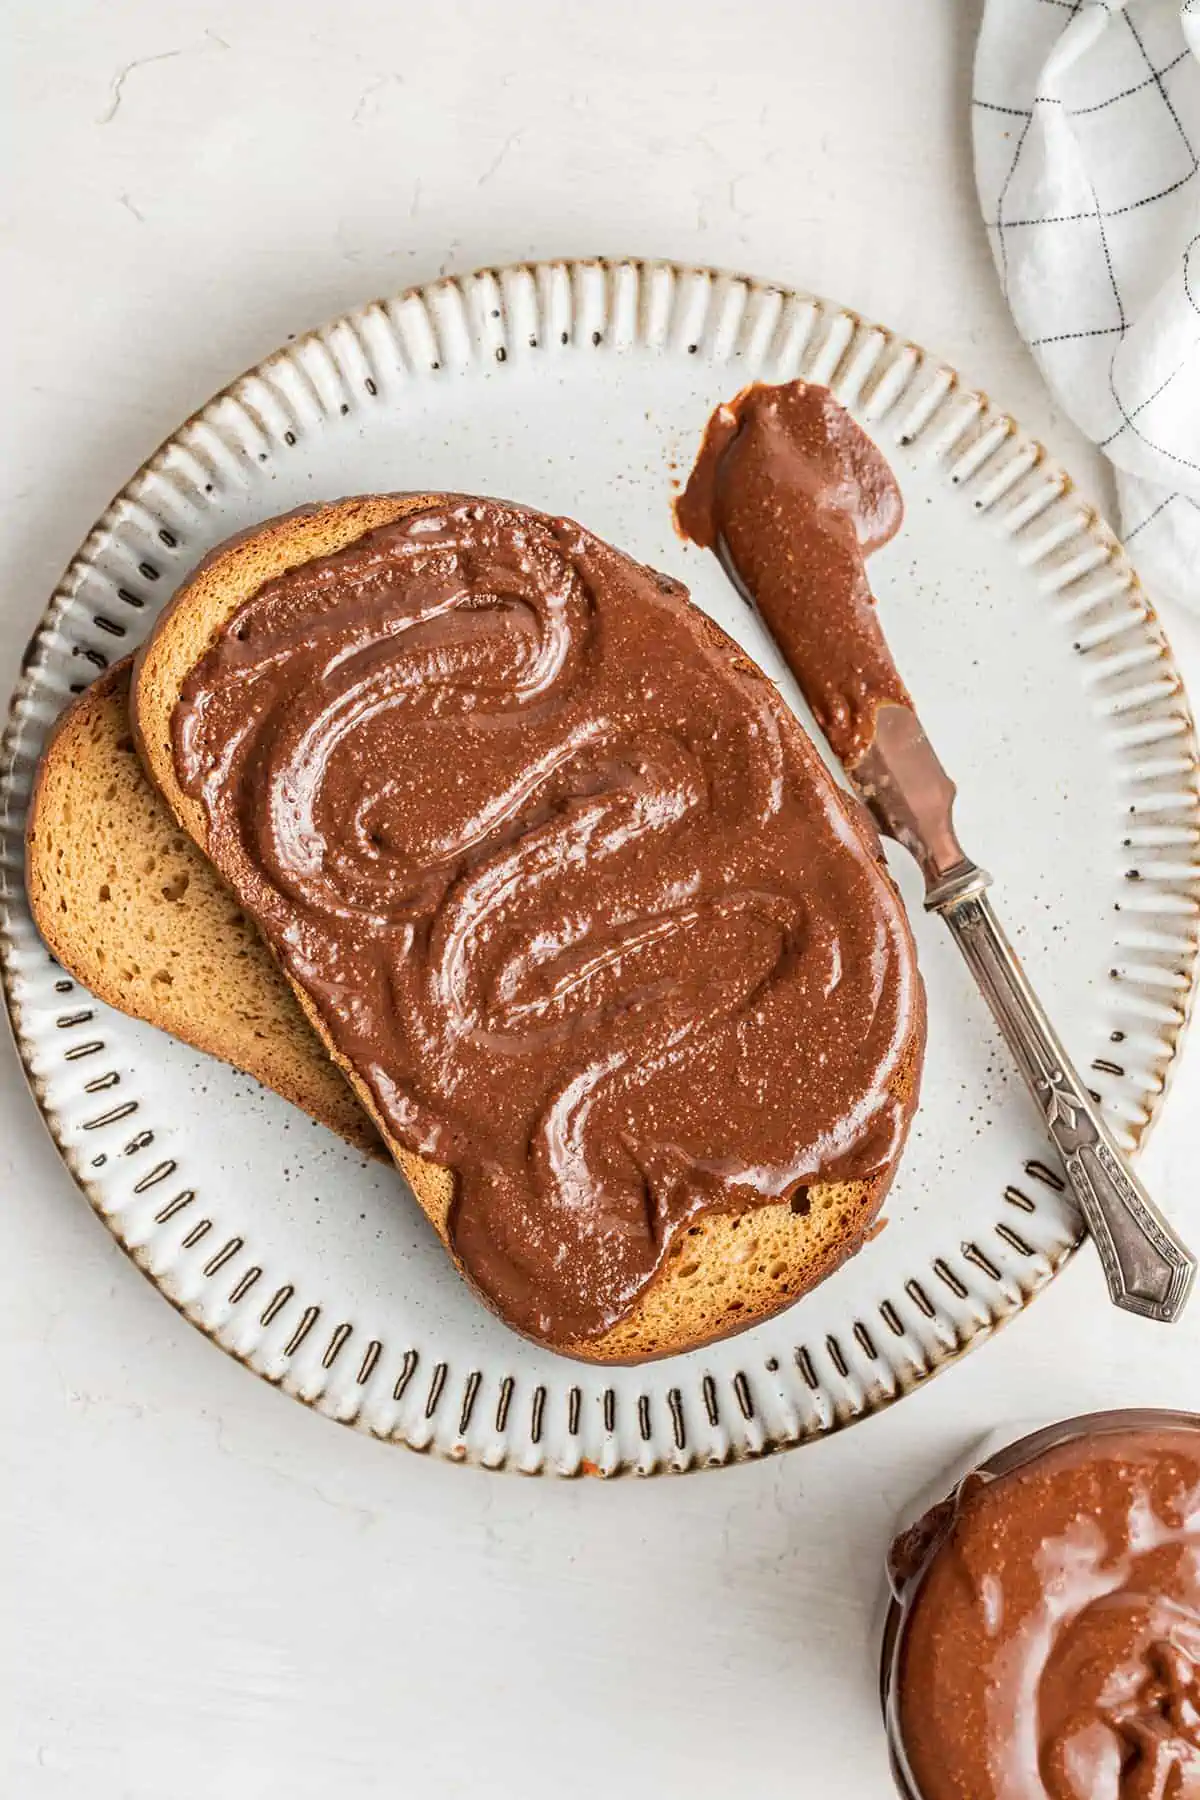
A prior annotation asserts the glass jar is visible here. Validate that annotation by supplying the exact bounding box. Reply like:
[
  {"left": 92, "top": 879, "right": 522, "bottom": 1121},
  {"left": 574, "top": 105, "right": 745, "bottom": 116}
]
[{"left": 879, "top": 1409, "right": 1200, "bottom": 1800}]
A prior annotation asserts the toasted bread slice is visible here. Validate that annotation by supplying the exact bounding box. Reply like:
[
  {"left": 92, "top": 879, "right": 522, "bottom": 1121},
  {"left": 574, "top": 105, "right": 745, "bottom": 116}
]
[
  {"left": 26, "top": 660, "right": 381, "bottom": 1157},
  {"left": 132, "top": 497, "right": 922, "bottom": 1363}
]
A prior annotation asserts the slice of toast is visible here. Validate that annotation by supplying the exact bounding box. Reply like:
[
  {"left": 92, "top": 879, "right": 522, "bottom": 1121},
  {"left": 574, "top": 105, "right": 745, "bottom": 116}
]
[
  {"left": 130, "top": 496, "right": 921, "bottom": 1363},
  {"left": 26, "top": 660, "right": 381, "bottom": 1157}
]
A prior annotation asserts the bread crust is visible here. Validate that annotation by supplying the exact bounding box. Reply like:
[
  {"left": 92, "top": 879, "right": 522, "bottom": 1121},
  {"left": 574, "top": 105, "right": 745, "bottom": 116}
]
[{"left": 26, "top": 661, "right": 381, "bottom": 1158}]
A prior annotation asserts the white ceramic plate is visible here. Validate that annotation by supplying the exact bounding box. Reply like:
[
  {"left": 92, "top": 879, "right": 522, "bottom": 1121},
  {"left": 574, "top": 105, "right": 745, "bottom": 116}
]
[{"left": 3, "top": 261, "right": 1198, "bottom": 1476}]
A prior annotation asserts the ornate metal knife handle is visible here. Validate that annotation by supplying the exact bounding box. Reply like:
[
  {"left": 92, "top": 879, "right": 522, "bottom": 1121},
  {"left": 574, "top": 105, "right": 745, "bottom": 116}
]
[{"left": 928, "top": 866, "right": 1195, "bottom": 1323}]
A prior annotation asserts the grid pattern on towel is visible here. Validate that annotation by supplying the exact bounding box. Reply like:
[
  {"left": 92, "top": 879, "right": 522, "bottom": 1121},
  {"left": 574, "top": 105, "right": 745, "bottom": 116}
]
[{"left": 973, "top": 0, "right": 1200, "bottom": 606}]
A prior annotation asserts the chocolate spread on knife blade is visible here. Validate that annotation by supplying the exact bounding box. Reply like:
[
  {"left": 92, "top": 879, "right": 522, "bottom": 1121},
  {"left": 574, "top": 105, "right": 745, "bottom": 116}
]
[
  {"left": 890, "top": 1418, "right": 1200, "bottom": 1800},
  {"left": 172, "top": 497, "right": 921, "bottom": 1347},
  {"left": 676, "top": 380, "right": 910, "bottom": 766}
]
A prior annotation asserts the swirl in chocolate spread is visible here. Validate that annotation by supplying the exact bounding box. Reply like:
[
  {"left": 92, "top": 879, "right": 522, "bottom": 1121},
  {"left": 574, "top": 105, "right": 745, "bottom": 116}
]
[
  {"left": 888, "top": 1417, "right": 1200, "bottom": 1800},
  {"left": 172, "top": 497, "right": 921, "bottom": 1348},
  {"left": 675, "top": 380, "right": 910, "bottom": 766}
]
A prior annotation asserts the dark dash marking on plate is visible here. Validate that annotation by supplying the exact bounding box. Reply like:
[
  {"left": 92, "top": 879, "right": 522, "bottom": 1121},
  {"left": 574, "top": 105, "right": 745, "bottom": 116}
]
[
  {"left": 83, "top": 1100, "right": 137, "bottom": 1130},
  {"left": 203, "top": 1236, "right": 243, "bottom": 1278},
  {"left": 996, "top": 1223, "right": 1034, "bottom": 1257},
  {"left": 603, "top": 1387, "right": 616, "bottom": 1433},
  {"left": 568, "top": 1386, "right": 582, "bottom": 1434},
  {"left": 854, "top": 1320, "right": 879, "bottom": 1360},
  {"left": 73, "top": 646, "right": 107, "bottom": 670},
  {"left": 825, "top": 1335, "right": 850, "bottom": 1378},
  {"left": 962, "top": 1241, "right": 1002, "bottom": 1281},
  {"left": 93, "top": 616, "right": 126, "bottom": 638},
  {"left": 260, "top": 1284, "right": 294, "bottom": 1328},
  {"left": 57, "top": 1010, "right": 94, "bottom": 1029},
  {"left": 1092, "top": 1057, "right": 1125, "bottom": 1077},
  {"left": 1026, "top": 1158, "right": 1065, "bottom": 1192},
  {"left": 531, "top": 1384, "right": 546, "bottom": 1443},
  {"left": 667, "top": 1387, "right": 686, "bottom": 1449},
  {"left": 495, "top": 1374, "right": 514, "bottom": 1431},
  {"left": 181, "top": 1219, "right": 212, "bottom": 1250},
  {"left": 123, "top": 1130, "right": 153, "bottom": 1155},
  {"left": 284, "top": 1306, "right": 320, "bottom": 1358},
  {"left": 133, "top": 1159, "right": 176, "bottom": 1193},
  {"left": 1003, "top": 1184, "right": 1036, "bottom": 1213},
  {"left": 364, "top": 377, "right": 378, "bottom": 395},
  {"left": 702, "top": 1374, "right": 720, "bottom": 1425},
  {"left": 495, "top": 346, "right": 507, "bottom": 362},
  {"left": 83, "top": 1071, "right": 119, "bottom": 1094},
  {"left": 933, "top": 1259, "right": 968, "bottom": 1300},
  {"left": 322, "top": 1322, "right": 352, "bottom": 1369},
  {"left": 54, "top": 979, "right": 73, "bottom": 993},
  {"left": 393, "top": 1349, "right": 419, "bottom": 1402},
  {"left": 637, "top": 1394, "right": 652, "bottom": 1440},
  {"left": 458, "top": 1370, "right": 481, "bottom": 1434},
  {"left": 356, "top": 1339, "right": 381, "bottom": 1385},
  {"left": 64, "top": 1040, "right": 104, "bottom": 1061},
  {"left": 154, "top": 1190, "right": 195, "bottom": 1224},
  {"left": 158, "top": 529, "right": 178, "bottom": 548},
  {"left": 795, "top": 1347, "right": 818, "bottom": 1390},
  {"left": 733, "top": 1373, "right": 755, "bottom": 1418},
  {"left": 880, "top": 1300, "right": 905, "bottom": 1337},
  {"left": 229, "top": 1266, "right": 261, "bottom": 1305},
  {"left": 283, "top": 430, "right": 297, "bottom": 446},
  {"left": 138, "top": 562, "right": 160, "bottom": 582},
  {"left": 905, "top": 1279, "right": 935, "bottom": 1318},
  {"left": 117, "top": 588, "right": 145, "bottom": 609}
]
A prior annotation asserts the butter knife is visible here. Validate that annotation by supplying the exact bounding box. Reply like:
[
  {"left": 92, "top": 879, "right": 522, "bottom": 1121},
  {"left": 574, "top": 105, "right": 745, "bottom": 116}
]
[
  {"left": 710, "top": 515, "right": 1194, "bottom": 1320},
  {"left": 850, "top": 699, "right": 1195, "bottom": 1323}
]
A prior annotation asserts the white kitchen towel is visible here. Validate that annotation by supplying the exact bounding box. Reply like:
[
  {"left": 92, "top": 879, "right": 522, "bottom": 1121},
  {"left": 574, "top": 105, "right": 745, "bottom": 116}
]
[{"left": 973, "top": 1, "right": 1200, "bottom": 609}]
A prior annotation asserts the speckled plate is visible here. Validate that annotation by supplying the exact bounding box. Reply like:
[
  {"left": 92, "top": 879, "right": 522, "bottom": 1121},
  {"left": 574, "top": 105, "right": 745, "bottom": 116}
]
[{"left": 3, "top": 260, "right": 1198, "bottom": 1475}]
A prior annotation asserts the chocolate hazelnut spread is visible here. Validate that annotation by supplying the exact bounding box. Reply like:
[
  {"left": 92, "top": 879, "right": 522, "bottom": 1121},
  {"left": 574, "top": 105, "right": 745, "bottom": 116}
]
[
  {"left": 885, "top": 1413, "right": 1200, "bottom": 1800},
  {"left": 675, "top": 380, "right": 910, "bottom": 765},
  {"left": 171, "top": 496, "right": 922, "bottom": 1348}
]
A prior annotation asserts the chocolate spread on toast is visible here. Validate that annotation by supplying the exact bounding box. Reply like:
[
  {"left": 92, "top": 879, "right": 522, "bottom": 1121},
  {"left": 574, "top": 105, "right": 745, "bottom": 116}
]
[{"left": 173, "top": 498, "right": 921, "bottom": 1346}]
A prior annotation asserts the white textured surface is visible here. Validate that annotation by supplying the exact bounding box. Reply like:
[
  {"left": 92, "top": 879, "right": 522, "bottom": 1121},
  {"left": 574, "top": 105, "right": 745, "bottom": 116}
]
[{"left": 2, "top": 3, "right": 1199, "bottom": 1795}]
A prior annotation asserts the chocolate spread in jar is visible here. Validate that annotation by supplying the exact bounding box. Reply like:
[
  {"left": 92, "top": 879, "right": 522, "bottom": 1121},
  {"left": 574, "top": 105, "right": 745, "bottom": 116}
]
[
  {"left": 886, "top": 1413, "right": 1200, "bottom": 1800},
  {"left": 675, "top": 380, "right": 911, "bottom": 766},
  {"left": 172, "top": 496, "right": 922, "bottom": 1349}
]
